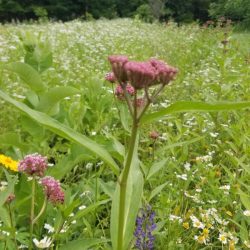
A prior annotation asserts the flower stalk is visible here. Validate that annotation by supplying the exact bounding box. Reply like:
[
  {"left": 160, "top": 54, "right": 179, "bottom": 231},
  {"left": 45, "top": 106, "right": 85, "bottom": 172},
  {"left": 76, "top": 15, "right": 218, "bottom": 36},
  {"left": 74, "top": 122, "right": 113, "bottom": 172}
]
[{"left": 29, "top": 178, "right": 36, "bottom": 250}]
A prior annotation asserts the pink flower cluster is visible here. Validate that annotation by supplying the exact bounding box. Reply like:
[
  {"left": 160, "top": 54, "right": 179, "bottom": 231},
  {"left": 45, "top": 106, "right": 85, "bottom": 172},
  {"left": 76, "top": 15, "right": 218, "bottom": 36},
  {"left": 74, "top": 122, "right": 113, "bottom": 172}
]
[
  {"left": 18, "top": 153, "right": 48, "bottom": 177},
  {"left": 41, "top": 176, "right": 64, "bottom": 204},
  {"left": 115, "top": 84, "right": 135, "bottom": 99},
  {"left": 107, "top": 55, "right": 178, "bottom": 89}
]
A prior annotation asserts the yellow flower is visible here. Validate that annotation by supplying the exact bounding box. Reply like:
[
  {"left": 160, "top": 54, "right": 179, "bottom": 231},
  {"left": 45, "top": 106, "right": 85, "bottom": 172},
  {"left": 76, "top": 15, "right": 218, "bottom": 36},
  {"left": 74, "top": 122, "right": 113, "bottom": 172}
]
[
  {"left": 183, "top": 222, "right": 189, "bottom": 229},
  {"left": 0, "top": 154, "right": 18, "bottom": 172},
  {"left": 226, "top": 210, "right": 233, "bottom": 217},
  {"left": 203, "top": 228, "right": 209, "bottom": 238}
]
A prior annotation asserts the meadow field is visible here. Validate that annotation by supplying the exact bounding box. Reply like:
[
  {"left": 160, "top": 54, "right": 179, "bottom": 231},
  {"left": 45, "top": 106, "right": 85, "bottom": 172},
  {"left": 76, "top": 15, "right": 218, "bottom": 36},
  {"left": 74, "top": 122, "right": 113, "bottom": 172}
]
[{"left": 0, "top": 19, "right": 250, "bottom": 249}]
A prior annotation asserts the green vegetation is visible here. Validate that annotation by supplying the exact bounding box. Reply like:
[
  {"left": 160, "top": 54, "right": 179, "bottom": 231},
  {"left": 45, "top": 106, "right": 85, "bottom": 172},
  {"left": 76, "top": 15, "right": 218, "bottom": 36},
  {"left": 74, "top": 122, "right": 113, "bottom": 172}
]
[
  {"left": 0, "top": 19, "right": 250, "bottom": 249},
  {"left": 0, "top": 0, "right": 250, "bottom": 29}
]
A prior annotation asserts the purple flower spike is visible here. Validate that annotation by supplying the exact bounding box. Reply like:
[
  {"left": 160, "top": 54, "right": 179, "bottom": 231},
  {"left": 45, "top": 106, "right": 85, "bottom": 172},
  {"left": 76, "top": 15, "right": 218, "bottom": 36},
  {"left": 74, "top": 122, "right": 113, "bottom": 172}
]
[
  {"left": 134, "top": 205, "right": 157, "bottom": 250},
  {"left": 41, "top": 176, "right": 64, "bottom": 204},
  {"left": 18, "top": 153, "right": 48, "bottom": 177}
]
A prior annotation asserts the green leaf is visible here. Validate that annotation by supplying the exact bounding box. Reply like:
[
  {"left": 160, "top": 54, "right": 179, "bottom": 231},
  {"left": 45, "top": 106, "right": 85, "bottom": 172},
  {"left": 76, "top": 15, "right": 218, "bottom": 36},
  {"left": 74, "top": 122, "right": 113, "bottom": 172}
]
[
  {"left": 239, "top": 190, "right": 250, "bottom": 210},
  {"left": 0, "top": 173, "right": 17, "bottom": 207},
  {"left": 141, "top": 101, "right": 250, "bottom": 124},
  {"left": 59, "top": 238, "right": 109, "bottom": 250},
  {"left": 37, "top": 86, "right": 79, "bottom": 114},
  {"left": 0, "top": 207, "right": 11, "bottom": 227},
  {"left": 69, "top": 199, "right": 110, "bottom": 222},
  {"left": 148, "top": 183, "right": 168, "bottom": 201},
  {"left": 146, "top": 159, "right": 167, "bottom": 180},
  {"left": 4, "top": 62, "right": 46, "bottom": 92},
  {"left": 0, "top": 90, "right": 119, "bottom": 175}
]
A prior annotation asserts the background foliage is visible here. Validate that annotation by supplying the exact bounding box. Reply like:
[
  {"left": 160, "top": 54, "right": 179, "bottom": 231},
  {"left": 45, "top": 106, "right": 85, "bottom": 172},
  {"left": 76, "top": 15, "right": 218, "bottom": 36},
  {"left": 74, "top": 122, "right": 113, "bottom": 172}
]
[{"left": 0, "top": 0, "right": 250, "bottom": 28}]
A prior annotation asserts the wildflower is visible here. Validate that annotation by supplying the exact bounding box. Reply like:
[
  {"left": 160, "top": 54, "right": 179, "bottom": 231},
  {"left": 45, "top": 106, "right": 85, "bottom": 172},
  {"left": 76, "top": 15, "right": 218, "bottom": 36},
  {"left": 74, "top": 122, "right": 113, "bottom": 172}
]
[
  {"left": 0, "top": 154, "right": 18, "bottom": 172},
  {"left": 218, "top": 232, "right": 227, "bottom": 244},
  {"left": 18, "top": 153, "right": 47, "bottom": 177},
  {"left": 108, "top": 55, "right": 128, "bottom": 83},
  {"left": 243, "top": 210, "right": 250, "bottom": 216},
  {"left": 44, "top": 223, "right": 54, "bottom": 233},
  {"left": 115, "top": 84, "right": 134, "bottom": 99},
  {"left": 182, "top": 222, "right": 189, "bottom": 229},
  {"left": 124, "top": 61, "right": 156, "bottom": 89},
  {"left": 149, "top": 131, "right": 159, "bottom": 140},
  {"left": 184, "top": 162, "right": 191, "bottom": 171},
  {"left": 134, "top": 205, "right": 156, "bottom": 250},
  {"left": 194, "top": 234, "right": 206, "bottom": 244},
  {"left": 79, "top": 205, "right": 86, "bottom": 210},
  {"left": 105, "top": 72, "right": 116, "bottom": 83},
  {"left": 190, "top": 216, "right": 205, "bottom": 229},
  {"left": 149, "top": 59, "right": 178, "bottom": 85},
  {"left": 41, "top": 176, "right": 64, "bottom": 204},
  {"left": 33, "top": 236, "right": 52, "bottom": 248}
]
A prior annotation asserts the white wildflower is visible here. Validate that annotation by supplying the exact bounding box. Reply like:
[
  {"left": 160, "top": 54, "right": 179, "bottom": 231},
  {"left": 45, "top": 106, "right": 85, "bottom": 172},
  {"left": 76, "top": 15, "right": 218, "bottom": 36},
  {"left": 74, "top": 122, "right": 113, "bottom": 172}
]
[
  {"left": 33, "top": 236, "right": 52, "bottom": 248},
  {"left": 44, "top": 223, "right": 54, "bottom": 233}
]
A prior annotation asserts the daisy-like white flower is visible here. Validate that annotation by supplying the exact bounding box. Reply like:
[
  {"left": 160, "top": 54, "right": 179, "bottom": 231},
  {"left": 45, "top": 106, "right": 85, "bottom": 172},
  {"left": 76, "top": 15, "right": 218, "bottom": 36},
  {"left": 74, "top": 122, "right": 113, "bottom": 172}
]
[
  {"left": 218, "top": 232, "right": 227, "bottom": 244},
  {"left": 33, "top": 236, "right": 52, "bottom": 248},
  {"left": 44, "top": 223, "right": 54, "bottom": 233},
  {"left": 190, "top": 216, "right": 205, "bottom": 229},
  {"left": 243, "top": 210, "right": 250, "bottom": 216}
]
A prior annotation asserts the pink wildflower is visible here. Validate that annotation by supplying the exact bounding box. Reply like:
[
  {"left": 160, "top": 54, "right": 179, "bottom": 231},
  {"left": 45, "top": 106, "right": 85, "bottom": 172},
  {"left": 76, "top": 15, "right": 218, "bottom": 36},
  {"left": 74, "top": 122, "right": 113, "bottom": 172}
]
[
  {"left": 115, "top": 84, "right": 135, "bottom": 99},
  {"left": 105, "top": 72, "right": 116, "bottom": 83},
  {"left": 18, "top": 153, "right": 48, "bottom": 177},
  {"left": 108, "top": 55, "right": 128, "bottom": 83},
  {"left": 150, "top": 59, "right": 178, "bottom": 85},
  {"left": 41, "top": 176, "right": 64, "bottom": 204},
  {"left": 149, "top": 131, "right": 159, "bottom": 140},
  {"left": 124, "top": 61, "right": 156, "bottom": 89}
]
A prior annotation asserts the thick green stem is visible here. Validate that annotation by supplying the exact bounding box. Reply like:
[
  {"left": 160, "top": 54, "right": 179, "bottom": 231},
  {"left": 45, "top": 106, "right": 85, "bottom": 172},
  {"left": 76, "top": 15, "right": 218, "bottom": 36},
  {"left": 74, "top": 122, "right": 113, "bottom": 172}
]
[
  {"left": 117, "top": 92, "right": 138, "bottom": 250},
  {"left": 29, "top": 178, "right": 36, "bottom": 250}
]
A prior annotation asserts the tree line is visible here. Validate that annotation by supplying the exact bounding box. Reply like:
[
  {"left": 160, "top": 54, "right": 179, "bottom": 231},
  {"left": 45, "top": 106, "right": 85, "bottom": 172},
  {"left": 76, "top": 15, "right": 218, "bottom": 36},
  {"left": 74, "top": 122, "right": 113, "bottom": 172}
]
[{"left": 0, "top": 0, "right": 249, "bottom": 27}]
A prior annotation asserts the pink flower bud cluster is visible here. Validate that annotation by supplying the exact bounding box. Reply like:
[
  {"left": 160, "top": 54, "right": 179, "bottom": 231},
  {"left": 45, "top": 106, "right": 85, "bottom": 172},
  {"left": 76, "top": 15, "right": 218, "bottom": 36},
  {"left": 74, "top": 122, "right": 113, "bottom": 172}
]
[
  {"left": 105, "top": 72, "right": 116, "bottom": 83},
  {"left": 108, "top": 55, "right": 178, "bottom": 89},
  {"left": 115, "top": 84, "right": 135, "bottom": 99},
  {"left": 18, "top": 153, "right": 48, "bottom": 177},
  {"left": 41, "top": 176, "right": 64, "bottom": 204}
]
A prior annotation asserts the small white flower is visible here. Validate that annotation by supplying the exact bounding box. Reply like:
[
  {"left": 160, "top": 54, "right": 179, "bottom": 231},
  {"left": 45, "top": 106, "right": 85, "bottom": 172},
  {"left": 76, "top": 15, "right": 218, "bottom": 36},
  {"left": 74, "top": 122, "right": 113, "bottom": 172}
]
[
  {"left": 79, "top": 205, "right": 86, "bottom": 210},
  {"left": 18, "top": 244, "right": 28, "bottom": 249},
  {"left": 33, "top": 236, "right": 52, "bottom": 248},
  {"left": 218, "top": 233, "right": 227, "bottom": 244},
  {"left": 44, "top": 223, "right": 54, "bottom": 233},
  {"left": 243, "top": 210, "right": 250, "bottom": 216},
  {"left": 71, "top": 220, "right": 77, "bottom": 224},
  {"left": 184, "top": 162, "right": 191, "bottom": 171},
  {"left": 210, "top": 132, "right": 219, "bottom": 138},
  {"left": 91, "top": 131, "right": 97, "bottom": 136}
]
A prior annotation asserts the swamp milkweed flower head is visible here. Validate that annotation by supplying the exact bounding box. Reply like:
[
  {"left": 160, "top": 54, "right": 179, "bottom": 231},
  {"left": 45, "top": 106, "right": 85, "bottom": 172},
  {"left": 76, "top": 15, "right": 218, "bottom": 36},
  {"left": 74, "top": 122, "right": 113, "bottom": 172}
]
[
  {"left": 0, "top": 154, "right": 18, "bottom": 172},
  {"left": 41, "top": 176, "right": 64, "bottom": 204},
  {"left": 134, "top": 205, "right": 156, "bottom": 250},
  {"left": 108, "top": 55, "right": 178, "bottom": 90},
  {"left": 18, "top": 153, "right": 48, "bottom": 177},
  {"left": 149, "top": 131, "right": 159, "bottom": 140}
]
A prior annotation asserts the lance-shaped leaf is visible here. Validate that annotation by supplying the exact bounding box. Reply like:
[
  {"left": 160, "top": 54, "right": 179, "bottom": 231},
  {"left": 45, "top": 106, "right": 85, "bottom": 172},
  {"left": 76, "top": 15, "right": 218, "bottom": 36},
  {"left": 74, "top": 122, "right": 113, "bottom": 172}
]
[
  {"left": 0, "top": 90, "right": 119, "bottom": 175},
  {"left": 37, "top": 86, "right": 80, "bottom": 113},
  {"left": 141, "top": 101, "right": 250, "bottom": 124},
  {"left": 4, "top": 62, "right": 46, "bottom": 92}
]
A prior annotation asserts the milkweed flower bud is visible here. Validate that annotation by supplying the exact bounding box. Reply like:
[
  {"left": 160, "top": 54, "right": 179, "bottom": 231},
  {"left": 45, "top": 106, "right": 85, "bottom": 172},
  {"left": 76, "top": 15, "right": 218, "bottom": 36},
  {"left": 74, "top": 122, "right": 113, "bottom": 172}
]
[
  {"left": 105, "top": 72, "right": 116, "bottom": 83},
  {"left": 124, "top": 61, "right": 156, "bottom": 89},
  {"left": 6, "top": 193, "right": 15, "bottom": 203},
  {"left": 18, "top": 153, "right": 48, "bottom": 177},
  {"left": 115, "top": 84, "right": 135, "bottom": 99},
  {"left": 41, "top": 176, "right": 64, "bottom": 204},
  {"left": 149, "top": 131, "right": 159, "bottom": 140},
  {"left": 108, "top": 55, "right": 128, "bottom": 83}
]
